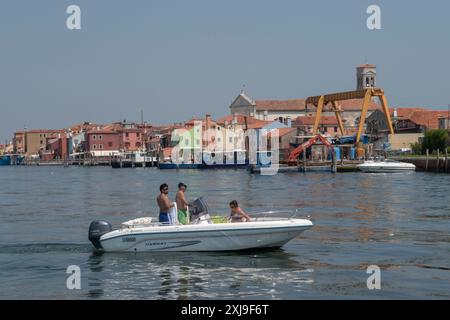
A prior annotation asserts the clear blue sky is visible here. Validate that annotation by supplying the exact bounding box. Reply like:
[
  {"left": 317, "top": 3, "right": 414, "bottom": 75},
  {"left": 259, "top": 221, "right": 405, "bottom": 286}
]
[{"left": 1, "top": 0, "right": 449, "bottom": 142}]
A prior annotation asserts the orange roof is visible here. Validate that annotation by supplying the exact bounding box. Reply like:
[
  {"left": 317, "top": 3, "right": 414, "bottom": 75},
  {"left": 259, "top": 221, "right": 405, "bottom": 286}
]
[
  {"left": 390, "top": 107, "right": 448, "bottom": 129},
  {"left": 26, "top": 129, "right": 65, "bottom": 134},
  {"left": 329, "top": 99, "right": 380, "bottom": 111},
  {"left": 70, "top": 122, "right": 99, "bottom": 133},
  {"left": 266, "top": 127, "right": 297, "bottom": 138},
  {"left": 357, "top": 64, "right": 376, "bottom": 68},
  {"left": 255, "top": 99, "right": 306, "bottom": 111},
  {"left": 295, "top": 116, "right": 339, "bottom": 126},
  {"left": 276, "top": 127, "right": 297, "bottom": 136},
  {"left": 216, "top": 115, "right": 269, "bottom": 128}
]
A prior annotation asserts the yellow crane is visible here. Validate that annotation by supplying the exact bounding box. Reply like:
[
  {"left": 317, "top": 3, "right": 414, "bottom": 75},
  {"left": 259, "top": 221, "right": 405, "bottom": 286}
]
[{"left": 306, "top": 88, "right": 394, "bottom": 142}]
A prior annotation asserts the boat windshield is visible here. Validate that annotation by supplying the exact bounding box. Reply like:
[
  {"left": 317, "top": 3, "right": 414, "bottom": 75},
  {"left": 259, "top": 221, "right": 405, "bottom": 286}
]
[{"left": 188, "top": 197, "right": 211, "bottom": 223}]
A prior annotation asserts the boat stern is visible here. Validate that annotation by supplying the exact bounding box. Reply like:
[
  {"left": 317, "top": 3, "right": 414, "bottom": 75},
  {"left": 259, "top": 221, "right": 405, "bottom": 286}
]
[{"left": 88, "top": 220, "right": 113, "bottom": 250}]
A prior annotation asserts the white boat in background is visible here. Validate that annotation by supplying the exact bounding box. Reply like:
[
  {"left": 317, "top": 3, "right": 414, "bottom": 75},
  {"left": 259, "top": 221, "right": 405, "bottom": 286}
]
[
  {"left": 357, "top": 159, "right": 416, "bottom": 173},
  {"left": 89, "top": 198, "right": 313, "bottom": 252}
]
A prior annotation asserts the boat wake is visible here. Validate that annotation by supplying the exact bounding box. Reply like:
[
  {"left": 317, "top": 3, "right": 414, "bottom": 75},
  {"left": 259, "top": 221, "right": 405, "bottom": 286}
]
[{"left": 0, "top": 243, "right": 92, "bottom": 254}]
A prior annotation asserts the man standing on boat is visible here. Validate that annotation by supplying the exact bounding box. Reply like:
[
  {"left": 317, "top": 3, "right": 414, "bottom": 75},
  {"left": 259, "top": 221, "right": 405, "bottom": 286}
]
[
  {"left": 176, "top": 182, "right": 189, "bottom": 225},
  {"left": 157, "top": 183, "right": 174, "bottom": 224}
]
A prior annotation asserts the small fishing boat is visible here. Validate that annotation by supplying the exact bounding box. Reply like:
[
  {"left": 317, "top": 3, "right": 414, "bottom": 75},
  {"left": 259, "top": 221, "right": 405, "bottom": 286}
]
[{"left": 88, "top": 198, "right": 313, "bottom": 252}]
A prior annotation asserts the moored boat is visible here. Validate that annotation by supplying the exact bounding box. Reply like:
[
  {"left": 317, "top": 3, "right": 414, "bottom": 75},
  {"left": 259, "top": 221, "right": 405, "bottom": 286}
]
[{"left": 357, "top": 159, "right": 416, "bottom": 173}]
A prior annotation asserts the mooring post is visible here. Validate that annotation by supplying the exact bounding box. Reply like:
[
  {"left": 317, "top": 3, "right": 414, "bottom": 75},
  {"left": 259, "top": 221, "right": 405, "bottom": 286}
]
[
  {"left": 437, "top": 149, "right": 440, "bottom": 173},
  {"left": 426, "top": 149, "right": 429, "bottom": 172},
  {"left": 331, "top": 151, "right": 337, "bottom": 173},
  {"left": 302, "top": 150, "right": 306, "bottom": 173},
  {"left": 445, "top": 148, "right": 448, "bottom": 173}
]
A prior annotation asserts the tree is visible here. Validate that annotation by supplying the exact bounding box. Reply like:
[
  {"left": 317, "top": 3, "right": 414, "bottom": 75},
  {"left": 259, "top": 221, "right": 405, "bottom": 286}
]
[{"left": 421, "top": 129, "right": 450, "bottom": 154}]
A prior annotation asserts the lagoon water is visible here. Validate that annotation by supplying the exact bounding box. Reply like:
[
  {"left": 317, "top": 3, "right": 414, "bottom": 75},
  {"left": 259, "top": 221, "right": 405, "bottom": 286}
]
[{"left": 0, "top": 166, "right": 449, "bottom": 299}]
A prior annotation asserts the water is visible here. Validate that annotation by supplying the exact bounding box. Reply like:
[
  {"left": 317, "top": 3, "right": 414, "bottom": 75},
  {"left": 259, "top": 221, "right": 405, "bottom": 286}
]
[{"left": 0, "top": 166, "right": 449, "bottom": 299}]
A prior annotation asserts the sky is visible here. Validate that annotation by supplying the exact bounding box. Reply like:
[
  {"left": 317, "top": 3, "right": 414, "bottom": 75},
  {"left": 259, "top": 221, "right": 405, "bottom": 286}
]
[{"left": 1, "top": 0, "right": 450, "bottom": 142}]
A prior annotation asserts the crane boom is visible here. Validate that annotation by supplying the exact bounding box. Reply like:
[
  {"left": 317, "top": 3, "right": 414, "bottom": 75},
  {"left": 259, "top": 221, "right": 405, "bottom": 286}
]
[{"left": 287, "top": 134, "right": 333, "bottom": 162}]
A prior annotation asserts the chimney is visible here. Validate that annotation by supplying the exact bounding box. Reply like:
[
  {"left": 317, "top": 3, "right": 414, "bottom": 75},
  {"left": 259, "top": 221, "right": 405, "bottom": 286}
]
[
  {"left": 205, "top": 114, "right": 211, "bottom": 130},
  {"left": 393, "top": 108, "right": 398, "bottom": 119}
]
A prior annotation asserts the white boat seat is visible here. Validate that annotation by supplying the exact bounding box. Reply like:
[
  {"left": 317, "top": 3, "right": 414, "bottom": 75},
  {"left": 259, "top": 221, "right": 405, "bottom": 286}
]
[{"left": 121, "top": 217, "right": 153, "bottom": 228}]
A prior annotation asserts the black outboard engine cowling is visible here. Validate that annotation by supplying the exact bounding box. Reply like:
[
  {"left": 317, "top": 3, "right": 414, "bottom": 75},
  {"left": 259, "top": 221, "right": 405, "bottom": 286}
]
[
  {"left": 88, "top": 221, "right": 112, "bottom": 250},
  {"left": 188, "top": 197, "right": 211, "bottom": 223}
]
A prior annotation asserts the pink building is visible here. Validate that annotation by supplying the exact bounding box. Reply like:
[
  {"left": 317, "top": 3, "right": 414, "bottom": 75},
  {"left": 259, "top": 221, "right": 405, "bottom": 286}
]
[{"left": 85, "top": 122, "right": 147, "bottom": 156}]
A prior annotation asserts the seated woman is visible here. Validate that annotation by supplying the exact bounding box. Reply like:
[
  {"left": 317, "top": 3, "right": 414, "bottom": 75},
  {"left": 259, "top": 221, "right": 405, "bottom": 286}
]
[{"left": 229, "top": 200, "right": 251, "bottom": 223}]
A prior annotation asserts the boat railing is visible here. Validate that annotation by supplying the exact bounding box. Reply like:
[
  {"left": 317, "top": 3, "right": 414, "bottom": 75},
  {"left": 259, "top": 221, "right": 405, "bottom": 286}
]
[
  {"left": 120, "top": 208, "right": 311, "bottom": 228},
  {"left": 247, "top": 209, "right": 310, "bottom": 222}
]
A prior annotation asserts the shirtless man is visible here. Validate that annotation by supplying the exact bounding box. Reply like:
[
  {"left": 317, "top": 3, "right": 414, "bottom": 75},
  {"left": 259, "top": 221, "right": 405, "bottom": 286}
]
[
  {"left": 175, "top": 182, "right": 189, "bottom": 225},
  {"left": 157, "top": 183, "right": 174, "bottom": 224},
  {"left": 229, "top": 200, "right": 251, "bottom": 223}
]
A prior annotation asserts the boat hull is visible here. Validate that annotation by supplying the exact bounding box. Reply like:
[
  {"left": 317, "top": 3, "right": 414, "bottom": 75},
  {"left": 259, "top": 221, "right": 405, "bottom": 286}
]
[
  {"left": 98, "top": 219, "right": 313, "bottom": 252},
  {"left": 358, "top": 165, "right": 416, "bottom": 173}
]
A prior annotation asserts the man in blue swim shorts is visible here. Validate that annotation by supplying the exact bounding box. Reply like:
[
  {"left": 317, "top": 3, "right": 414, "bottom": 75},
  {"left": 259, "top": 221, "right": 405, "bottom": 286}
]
[{"left": 157, "top": 183, "right": 174, "bottom": 224}]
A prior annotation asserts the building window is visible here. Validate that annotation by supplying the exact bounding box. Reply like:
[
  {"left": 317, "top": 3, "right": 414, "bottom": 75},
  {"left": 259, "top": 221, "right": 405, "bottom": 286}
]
[
  {"left": 229, "top": 137, "right": 233, "bottom": 143},
  {"left": 108, "top": 142, "right": 113, "bottom": 147},
  {"left": 92, "top": 135, "right": 96, "bottom": 140},
  {"left": 125, "top": 133, "right": 129, "bottom": 138},
  {"left": 334, "top": 127, "right": 338, "bottom": 132},
  {"left": 40, "top": 140, "right": 43, "bottom": 145},
  {"left": 99, "top": 144, "right": 103, "bottom": 149},
  {"left": 93, "top": 144, "right": 97, "bottom": 149},
  {"left": 98, "top": 135, "right": 103, "bottom": 140}
]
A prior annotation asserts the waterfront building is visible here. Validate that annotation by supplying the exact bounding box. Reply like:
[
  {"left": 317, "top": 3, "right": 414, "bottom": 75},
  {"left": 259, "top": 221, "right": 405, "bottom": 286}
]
[
  {"left": 19, "top": 130, "right": 65, "bottom": 156},
  {"left": 293, "top": 116, "right": 342, "bottom": 136},
  {"left": 366, "top": 107, "right": 448, "bottom": 151}
]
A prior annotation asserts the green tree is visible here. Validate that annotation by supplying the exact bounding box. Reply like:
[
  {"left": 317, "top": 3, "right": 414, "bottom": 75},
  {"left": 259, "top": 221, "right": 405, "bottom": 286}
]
[
  {"left": 421, "top": 129, "right": 450, "bottom": 153},
  {"left": 410, "top": 142, "right": 422, "bottom": 155}
]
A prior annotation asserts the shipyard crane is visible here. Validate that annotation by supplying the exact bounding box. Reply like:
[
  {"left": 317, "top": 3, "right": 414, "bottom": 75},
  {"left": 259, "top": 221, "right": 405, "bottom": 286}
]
[{"left": 306, "top": 88, "right": 394, "bottom": 142}]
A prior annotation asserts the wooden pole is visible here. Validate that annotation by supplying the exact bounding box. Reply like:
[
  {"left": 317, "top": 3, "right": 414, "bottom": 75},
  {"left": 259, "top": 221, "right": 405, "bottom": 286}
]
[
  {"left": 302, "top": 149, "right": 306, "bottom": 173},
  {"left": 426, "top": 149, "right": 429, "bottom": 172},
  {"left": 436, "top": 149, "right": 440, "bottom": 173},
  {"left": 445, "top": 148, "right": 448, "bottom": 173},
  {"left": 331, "top": 150, "right": 337, "bottom": 173}
]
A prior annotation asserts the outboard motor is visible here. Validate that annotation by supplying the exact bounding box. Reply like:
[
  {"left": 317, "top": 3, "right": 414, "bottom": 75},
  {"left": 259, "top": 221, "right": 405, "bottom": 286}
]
[
  {"left": 88, "top": 221, "right": 112, "bottom": 250},
  {"left": 189, "top": 197, "right": 212, "bottom": 224}
]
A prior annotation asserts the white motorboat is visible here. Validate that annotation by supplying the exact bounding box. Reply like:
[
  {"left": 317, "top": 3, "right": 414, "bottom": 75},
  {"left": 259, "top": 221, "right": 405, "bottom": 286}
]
[
  {"left": 88, "top": 198, "right": 313, "bottom": 252},
  {"left": 357, "top": 159, "right": 416, "bottom": 173}
]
